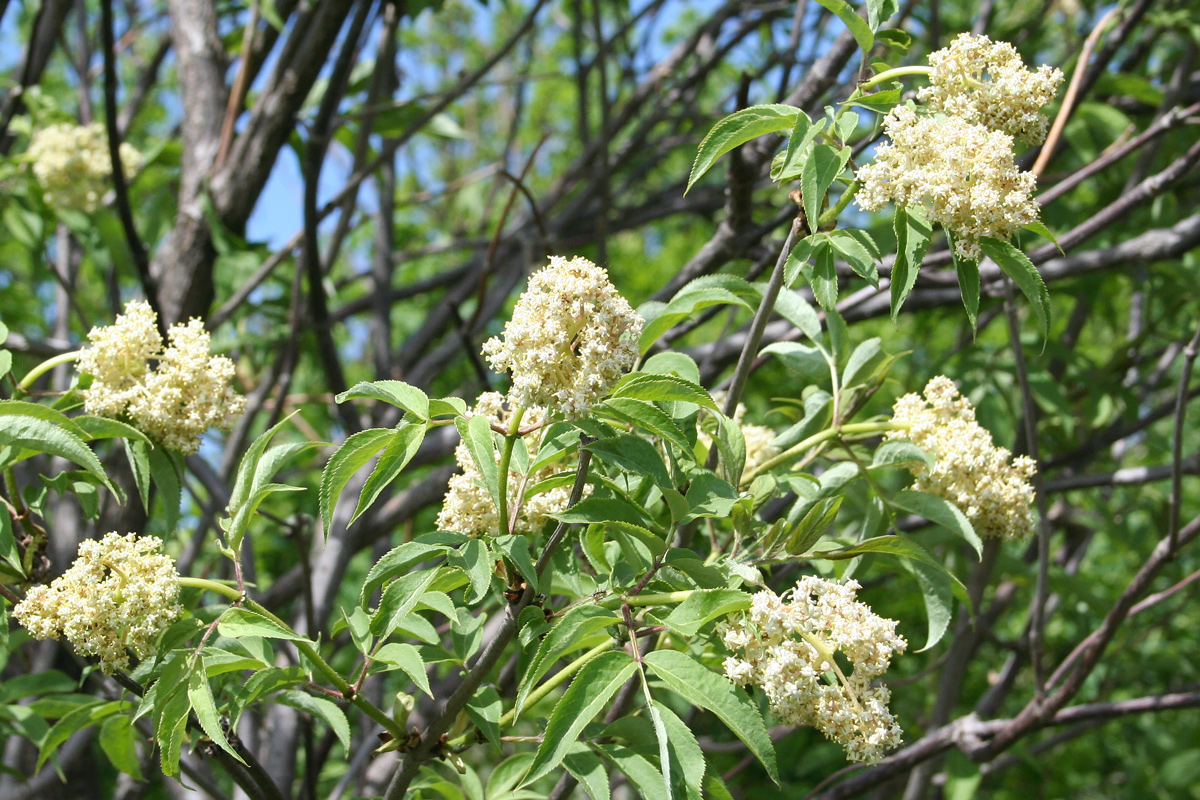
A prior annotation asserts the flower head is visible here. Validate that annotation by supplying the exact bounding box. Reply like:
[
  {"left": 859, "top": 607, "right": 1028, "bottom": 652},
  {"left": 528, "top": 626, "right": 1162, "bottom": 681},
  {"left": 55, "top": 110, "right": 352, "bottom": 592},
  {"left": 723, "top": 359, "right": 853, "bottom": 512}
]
[
  {"left": 77, "top": 300, "right": 162, "bottom": 419},
  {"left": 127, "top": 319, "right": 246, "bottom": 455},
  {"left": 721, "top": 577, "right": 906, "bottom": 763},
  {"left": 888, "top": 375, "right": 1037, "bottom": 541},
  {"left": 14, "top": 532, "right": 181, "bottom": 674},
  {"left": 482, "top": 256, "right": 643, "bottom": 418},
  {"left": 920, "top": 33, "right": 1064, "bottom": 145},
  {"left": 78, "top": 301, "right": 244, "bottom": 455},
  {"left": 27, "top": 122, "right": 143, "bottom": 213},
  {"left": 437, "top": 392, "right": 584, "bottom": 537},
  {"left": 856, "top": 106, "right": 1039, "bottom": 260}
]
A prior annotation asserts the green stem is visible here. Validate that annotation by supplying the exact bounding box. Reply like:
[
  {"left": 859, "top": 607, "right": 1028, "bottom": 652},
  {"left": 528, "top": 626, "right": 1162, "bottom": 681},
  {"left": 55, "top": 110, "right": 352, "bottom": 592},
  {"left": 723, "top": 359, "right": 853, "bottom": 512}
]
[
  {"left": 496, "top": 407, "right": 527, "bottom": 537},
  {"left": 857, "top": 65, "right": 933, "bottom": 92},
  {"left": 16, "top": 350, "right": 81, "bottom": 392},
  {"left": 818, "top": 179, "right": 861, "bottom": 229},
  {"left": 243, "top": 598, "right": 406, "bottom": 741},
  {"left": 488, "top": 639, "right": 612, "bottom": 737},
  {"left": 178, "top": 576, "right": 244, "bottom": 602},
  {"left": 742, "top": 421, "right": 907, "bottom": 485},
  {"left": 599, "top": 589, "right": 695, "bottom": 610}
]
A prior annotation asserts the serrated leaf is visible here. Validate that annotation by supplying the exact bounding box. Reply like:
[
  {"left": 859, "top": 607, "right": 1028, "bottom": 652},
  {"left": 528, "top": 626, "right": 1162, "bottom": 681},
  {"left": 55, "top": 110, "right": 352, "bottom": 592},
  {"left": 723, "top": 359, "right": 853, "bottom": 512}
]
[
  {"left": 587, "top": 435, "right": 674, "bottom": 492},
  {"left": 124, "top": 439, "right": 152, "bottom": 513},
  {"left": 828, "top": 229, "right": 880, "bottom": 287},
  {"left": 361, "top": 540, "right": 449, "bottom": 605},
  {"left": 516, "top": 606, "right": 620, "bottom": 718},
  {"left": 457, "top": 413, "right": 500, "bottom": 507},
  {"left": 372, "top": 568, "right": 442, "bottom": 640},
  {"left": 801, "top": 146, "right": 851, "bottom": 232},
  {"left": 660, "top": 589, "right": 751, "bottom": 637},
  {"left": 655, "top": 702, "right": 706, "bottom": 800},
  {"left": 188, "top": 661, "right": 244, "bottom": 763},
  {"left": 526, "top": 651, "right": 636, "bottom": 783},
  {"left": 351, "top": 422, "right": 426, "bottom": 525},
  {"left": 760, "top": 342, "right": 829, "bottom": 382},
  {"left": 596, "top": 398, "right": 692, "bottom": 454},
  {"left": 99, "top": 716, "right": 144, "bottom": 780},
  {"left": 643, "top": 650, "right": 778, "bottom": 784},
  {"left": 611, "top": 373, "right": 718, "bottom": 409},
  {"left": 275, "top": 690, "right": 351, "bottom": 750},
  {"left": 319, "top": 428, "right": 392, "bottom": 537},
  {"left": 979, "top": 237, "right": 1052, "bottom": 341},
  {"left": 951, "top": 245, "right": 980, "bottom": 332},
  {"left": 564, "top": 745, "right": 611, "bottom": 800},
  {"left": 900, "top": 558, "right": 953, "bottom": 651},
  {"left": 639, "top": 286, "right": 755, "bottom": 353},
  {"left": 373, "top": 643, "right": 432, "bottom": 696},
  {"left": 870, "top": 440, "right": 932, "bottom": 470},
  {"left": 814, "top": 0, "right": 874, "bottom": 57},
  {"left": 0, "top": 413, "right": 114, "bottom": 494},
  {"left": 891, "top": 207, "right": 931, "bottom": 321},
  {"left": 148, "top": 446, "right": 182, "bottom": 532},
  {"left": 218, "top": 608, "right": 314, "bottom": 644},
  {"left": 0, "top": 492, "right": 24, "bottom": 577},
  {"left": 891, "top": 490, "right": 982, "bottom": 557},
  {"left": 337, "top": 380, "right": 429, "bottom": 420},
  {"left": 688, "top": 105, "right": 800, "bottom": 193},
  {"left": 810, "top": 238, "right": 839, "bottom": 310},
  {"left": 841, "top": 337, "right": 882, "bottom": 388},
  {"left": 774, "top": 288, "right": 822, "bottom": 342}
]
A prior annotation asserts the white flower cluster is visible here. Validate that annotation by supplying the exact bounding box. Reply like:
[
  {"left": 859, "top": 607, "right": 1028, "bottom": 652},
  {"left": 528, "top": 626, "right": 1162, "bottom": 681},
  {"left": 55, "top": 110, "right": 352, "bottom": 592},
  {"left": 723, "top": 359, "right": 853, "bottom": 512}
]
[
  {"left": 856, "top": 107, "right": 1039, "bottom": 260},
  {"left": 920, "top": 33, "right": 1064, "bottom": 145},
  {"left": 701, "top": 394, "right": 779, "bottom": 479},
  {"left": 27, "top": 122, "right": 143, "bottom": 214},
  {"left": 77, "top": 301, "right": 245, "bottom": 455},
  {"left": 888, "top": 375, "right": 1037, "bottom": 541},
  {"left": 436, "top": 392, "right": 582, "bottom": 537},
  {"left": 721, "top": 577, "right": 907, "bottom": 764},
  {"left": 14, "top": 532, "right": 181, "bottom": 674},
  {"left": 856, "top": 34, "right": 1062, "bottom": 260},
  {"left": 482, "top": 256, "right": 643, "bottom": 419}
]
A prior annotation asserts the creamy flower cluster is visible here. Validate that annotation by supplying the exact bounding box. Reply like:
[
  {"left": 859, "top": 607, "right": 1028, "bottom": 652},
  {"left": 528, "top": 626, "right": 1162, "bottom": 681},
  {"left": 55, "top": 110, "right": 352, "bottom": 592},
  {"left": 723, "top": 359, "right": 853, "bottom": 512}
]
[
  {"left": 856, "top": 107, "right": 1039, "bottom": 260},
  {"left": 888, "top": 375, "right": 1037, "bottom": 541},
  {"left": 482, "top": 256, "right": 643, "bottom": 419},
  {"left": 920, "top": 33, "right": 1064, "bottom": 145},
  {"left": 437, "top": 392, "right": 582, "bottom": 537},
  {"left": 702, "top": 394, "right": 779, "bottom": 479},
  {"left": 722, "top": 577, "right": 907, "bottom": 764},
  {"left": 14, "top": 532, "right": 181, "bottom": 674},
  {"left": 77, "top": 301, "right": 245, "bottom": 455},
  {"left": 857, "top": 34, "right": 1061, "bottom": 259},
  {"left": 27, "top": 122, "right": 143, "bottom": 214}
]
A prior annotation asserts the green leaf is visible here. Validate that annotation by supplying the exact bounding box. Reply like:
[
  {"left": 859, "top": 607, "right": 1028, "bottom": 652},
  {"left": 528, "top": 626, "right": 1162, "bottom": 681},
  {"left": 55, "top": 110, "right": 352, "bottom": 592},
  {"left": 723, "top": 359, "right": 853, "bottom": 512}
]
[
  {"left": 774, "top": 109, "right": 815, "bottom": 182},
  {"left": 148, "top": 446, "right": 182, "bottom": 532},
  {"left": 951, "top": 245, "right": 980, "bottom": 332},
  {"left": 526, "top": 651, "right": 636, "bottom": 784},
  {"left": 319, "top": 428, "right": 392, "bottom": 537},
  {"left": 596, "top": 399, "right": 692, "bottom": 454},
  {"left": 891, "top": 490, "right": 982, "bottom": 557},
  {"left": 688, "top": 105, "right": 800, "bottom": 193},
  {"left": 552, "top": 494, "right": 656, "bottom": 529},
  {"left": 351, "top": 421, "right": 427, "bottom": 525},
  {"left": 451, "top": 537, "right": 492, "bottom": 604},
  {"left": 0, "top": 493, "right": 24, "bottom": 578},
  {"left": 810, "top": 238, "right": 839, "bottom": 310},
  {"left": 1022, "top": 219, "right": 1062, "bottom": 252},
  {"left": 638, "top": 284, "right": 755, "bottom": 353},
  {"left": 563, "top": 745, "right": 611, "bottom": 800},
  {"left": 801, "top": 145, "right": 851, "bottom": 233},
  {"left": 275, "top": 690, "right": 351, "bottom": 751},
  {"left": 979, "top": 237, "right": 1052, "bottom": 341},
  {"left": 841, "top": 337, "right": 882, "bottom": 388},
  {"left": 360, "top": 539, "right": 449, "bottom": 604},
  {"left": 643, "top": 650, "right": 778, "bottom": 784},
  {"left": 596, "top": 744, "right": 667, "bottom": 798},
  {"left": 870, "top": 441, "right": 932, "bottom": 470},
  {"left": 0, "top": 413, "right": 114, "bottom": 494},
  {"left": 828, "top": 229, "right": 880, "bottom": 287},
  {"left": 373, "top": 643, "right": 432, "bottom": 696},
  {"left": 892, "top": 206, "right": 926, "bottom": 321},
  {"left": 124, "top": 439, "right": 152, "bottom": 513},
  {"left": 188, "top": 661, "right": 245, "bottom": 763},
  {"left": 218, "top": 608, "right": 314, "bottom": 644},
  {"left": 899, "top": 557, "right": 954, "bottom": 651},
  {"left": 372, "top": 568, "right": 443, "bottom": 640},
  {"left": 761, "top": 342, "right": 829, "bottom": 382},
  {"left": 655, "top": 701, "right": 706, "bottom": 800},
  {"left": 516, "top": 606, "right": 620, "bottom": 718},
  {"left": 587, "top": 435, "right": 674, "bottom": 493},
  {"left": 659, "top": 589, "right": 751, "bottom": 637},
  {"left": 457, "top": 414, "right": 501, "bottom": 508},
  {"left": 813, "top": 0, "right": 874, "bottom": 57},
  {"left": 611, "top": 373, "right": 718, "bottom": 409},
  {"left": 337, "top": 380, "right": 429, "bottom": 421},
  {"left": 866, "top": 0, "right": 900, "bottom": 30},
  {"left": 465, "top": 684, "right": 503, "bottom": 747},
  {"left": 774, "top": 289, "right": 822, "bottom": 342}
]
